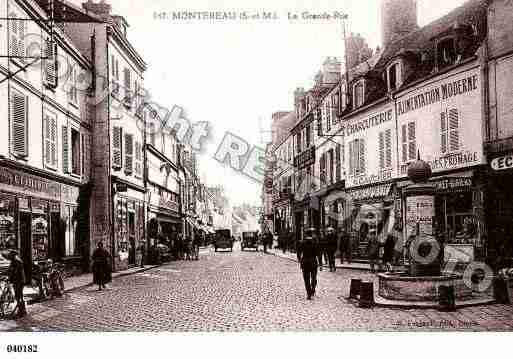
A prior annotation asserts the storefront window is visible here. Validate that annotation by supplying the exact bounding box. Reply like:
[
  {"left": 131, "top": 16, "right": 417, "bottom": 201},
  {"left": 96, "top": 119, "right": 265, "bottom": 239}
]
[
  {"left": 436, "top": 192, "right": 477, "bottom": 244},
  {"left": 0, "top": 196, "right": 17, "bottom": 253},
  {"left": 32, "top": 214, "right": 49, "bottom": 261},
  {"left": 64, "top": 205, "right": 79, "bottom": 257}
]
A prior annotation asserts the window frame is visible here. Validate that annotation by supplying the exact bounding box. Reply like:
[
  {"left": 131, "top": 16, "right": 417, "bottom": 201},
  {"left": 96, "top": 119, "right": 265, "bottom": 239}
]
[
  {"left": 10, "top": 87, "right": 29, "bottom": 158},
  {"left": 353, "top": 79, "right": 365, "bottom": 109},
  {"left": 70, "top": 126, "right": 82, "bottom": 177},
  {"left": 43, "top": 109, "right": 58, "bottom": 170},
  {"left": 386, "top": 60, "right": 402, "bottom": 92}
]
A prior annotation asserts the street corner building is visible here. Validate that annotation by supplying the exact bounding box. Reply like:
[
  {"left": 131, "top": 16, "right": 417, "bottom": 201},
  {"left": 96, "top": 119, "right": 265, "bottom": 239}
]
[
  {"left": 0, "top": 0, "right": 207, "bottom": 278},
  {"left": 264, "top": 0, "right": 513, "bottom": 271}
]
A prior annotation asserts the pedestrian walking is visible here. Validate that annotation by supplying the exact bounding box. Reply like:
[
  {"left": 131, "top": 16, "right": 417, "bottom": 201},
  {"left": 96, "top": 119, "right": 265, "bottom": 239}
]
[
  {"left": 325, "top": 227, "right": 337, "bottom": 272},
  {"left": 139, "top": 241, "right": 146, "bottom": 268},
  {"left": 92, "top": 241, "right": 111, "bottom": 291},
  {"left": 263, "top": 230, "right": 272, "bottom": 253},
  {"left": 7, "top": 250, "right": 26, "bottom": 318},
  {"left": 339, "top": 229, "right": 352, "bottom": 264},
  {"left": 316, "top": 229, "right": 325, "bottom": 271},
  {"left": 297, "top": 228, "right": 319, "bottom": 300},
  {"left": 367, "top": 232, "right": 381, "bottom": 273}
]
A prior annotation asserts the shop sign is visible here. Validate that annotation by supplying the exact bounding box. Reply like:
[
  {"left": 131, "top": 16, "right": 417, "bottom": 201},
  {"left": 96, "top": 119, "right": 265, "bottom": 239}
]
[
  {"left": 0, "top": 167, "right": 60, "bottom": 199},
  {"left": 431, "top": 177, "right": 472, "bottom": 191},
  {"left": 397, "top": 68, "right": 484, "bottom": 176},
  {"left": 491, "top": 155, "right": 513, "bottom": 171},
  {"left": 293, "top": 147, "right": 315, "bottom": 169},
  {"left": 348, "top": 184, "right": 392, "bottom": 202}
]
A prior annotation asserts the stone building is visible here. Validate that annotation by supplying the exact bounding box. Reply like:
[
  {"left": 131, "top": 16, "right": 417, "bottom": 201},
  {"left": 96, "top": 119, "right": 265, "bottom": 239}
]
[{"left": 0, "top": 0, "right": 93, "bottom": 279}]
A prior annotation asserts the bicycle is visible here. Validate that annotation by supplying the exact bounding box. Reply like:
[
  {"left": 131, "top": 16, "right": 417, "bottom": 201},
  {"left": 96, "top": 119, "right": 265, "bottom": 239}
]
[{"left": 0, "top": 276, "right": 17, "bottom": 318}]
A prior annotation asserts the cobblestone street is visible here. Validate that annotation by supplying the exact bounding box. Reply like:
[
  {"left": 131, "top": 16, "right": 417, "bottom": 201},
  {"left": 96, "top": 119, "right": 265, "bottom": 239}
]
[{"left": 3, "top": 246, "right": 513, "bottom": 332}]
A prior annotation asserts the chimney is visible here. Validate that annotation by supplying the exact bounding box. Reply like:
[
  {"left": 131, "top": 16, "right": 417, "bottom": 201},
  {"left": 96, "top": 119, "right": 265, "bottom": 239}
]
[
  {"left": 293, "top": 87, "right": 305, "bottom": 120},
  {"left": 345, "top": 33, "right": 373, "bottom": 70},
  {"left": 82, "top": 0, "right": 112, "bottom": 21},
  {"left": 381, "top": 0, "right": 418, "bottom": 48},
  {"left": 112, "top": 15, "right": 129, "bottom": 37},
  {"left": 321, "top": 57, "right": 341, "bottom": 84}
]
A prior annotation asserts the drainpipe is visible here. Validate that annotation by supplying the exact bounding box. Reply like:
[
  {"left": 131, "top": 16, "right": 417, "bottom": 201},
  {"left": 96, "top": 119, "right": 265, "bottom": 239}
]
[{"left": 480, "top": 34, "right": 490, "bottom": 260}]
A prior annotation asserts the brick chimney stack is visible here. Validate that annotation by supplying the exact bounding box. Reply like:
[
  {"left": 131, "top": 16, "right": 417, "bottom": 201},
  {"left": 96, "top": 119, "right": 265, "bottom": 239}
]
[
  {"left": 82, "top": 0, "right": 112, "bottom": 21},
  {"left": 381, "top": 0, "right": 418, "bottom": 48}
]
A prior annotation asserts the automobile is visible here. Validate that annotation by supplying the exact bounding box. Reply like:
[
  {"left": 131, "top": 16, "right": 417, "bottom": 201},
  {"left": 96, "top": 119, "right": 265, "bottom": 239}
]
[
  {"left": 214, "top": 229, "right": 233, "bottom": 252},
  {"left": 241, "top": 231, "right": 259, "bottom": 251}
]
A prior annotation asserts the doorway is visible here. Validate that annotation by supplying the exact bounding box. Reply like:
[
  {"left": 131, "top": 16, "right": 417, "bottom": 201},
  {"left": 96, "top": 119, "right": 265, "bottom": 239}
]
[{"left": 19, "top": 211, "right": 31, "bottom": 283}]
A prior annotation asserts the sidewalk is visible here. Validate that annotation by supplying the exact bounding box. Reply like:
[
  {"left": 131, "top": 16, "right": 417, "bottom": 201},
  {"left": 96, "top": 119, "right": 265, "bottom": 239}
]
[
  {"left": 24, "top": 264, "right": 159, "bottom": 305},
  {"left": 266, "top": 247, "right": 406, "bottom": 272}
]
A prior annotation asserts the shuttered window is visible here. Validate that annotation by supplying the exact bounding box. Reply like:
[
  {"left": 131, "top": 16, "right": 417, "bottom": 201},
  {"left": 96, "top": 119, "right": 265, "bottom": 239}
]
[
  {"left": 9, "top": 12, "right": 25, "bottom": 61},
  {"left": 316, "top": 108, "right": 322, "bottom": 137},
  {"left": 43, "top": 112, "right": 57, "bottom": 168},
  {"left": 408, "top": 122, "right": 416, "bottom": 160},
  {"left": 62, "top": 125, "right": 69, "bottom": 173},
  {"left": 401, "top": 124, "right": 408, "bottom": 163},
  {"left": 124, "top": 133, "right": 134, "bottom": 175},
  {"left": 325, "top": 102, "right": 331, "bottom": 132},
  {"left": 379, "top": 129, "right": 393, "bottom": 169},
  {"left": 441, "top": 111, "right": 448, "bottom": 154},
  {"left": 112, "top": 126, "right": 122, "bottom": 169},
  {"left": 123, "top": 68, "right": 132, "bottom": 106},
  {"left": 10, "top": 89, "right": 28, "bottom": 157},
  {"left": 135, "top": 141, "right": 143, "bottom": 178},
  {"left": 320, "top": 153, "right": 326, "bottom": 186},
  {"left": 449, "top": 109, "right": 459, "bottom": 152},
  {"left": 335, "top": 144, "right": 341, "bottom": 183},
  {"left": 44, "top": 38, "right": 57, "bottom": 88},
  {"left": 349, "top": 139, "right": 365, "bottom": 176},
  {"left": 68, "top": 66, "right": 78, "bottom": 105},
  {"left": 328, "top": 149, "right": 334, "bottom": 185},
  {"left": 71, "top": 128, "right": 81, "bottom": 176}
]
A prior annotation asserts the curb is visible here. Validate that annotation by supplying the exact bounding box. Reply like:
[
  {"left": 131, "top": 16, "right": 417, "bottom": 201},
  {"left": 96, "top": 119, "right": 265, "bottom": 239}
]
[{"left": 26, "top": 264, "right": 160, "bottom": 305}]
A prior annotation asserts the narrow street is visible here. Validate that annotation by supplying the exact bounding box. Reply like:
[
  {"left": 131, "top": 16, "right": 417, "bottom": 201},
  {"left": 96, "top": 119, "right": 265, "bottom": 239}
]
[{"left": 2, "top": 246, "right": 513, "bottom": 332}]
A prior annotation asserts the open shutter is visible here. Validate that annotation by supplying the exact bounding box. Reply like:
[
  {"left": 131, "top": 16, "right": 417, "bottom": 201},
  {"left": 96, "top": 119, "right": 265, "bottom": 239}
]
[
  {"left": 44, "top": 115, "right": 51, "bottom": 165},
  {"left": 44, "top": 38, "right": 57, "bottom": 87},
  {"left": 401, "top": 124, "right": 408, "bottom": 163},
  {"left": 9, "top": 14, "right": 20, "bottom": 58},
  {"left": 62, "top": 125, "right": 69, "bottom": 173},
  {"left": 408, "top": 122, "right": 416, "bottom": 160},
  {"left": 359, "top": 139, "right": 366, "bottom": 174},
  {"left": 449, "top": 109, "right": 459, "bottom": 152},
  {"left": 10, "top": 90, "right": 28, "bottom": 157},
  {"left": 329, "top": 149, "right": 334, "bottom": 184},
  {"left": 51, "top": 118, "right": 57, "bottom": 167},
  {"left": 379, "top": 131, "right": 385, "bottom": 169},
  {"left": 441, "top": 111, "right": 448, "bottom": 154},
  {"left": 135, "top": 141, "right": 143, "bottom": 177},
  {"left": 112, "top": 126, "right": 122, "bottom": 169},
  {"left": 385, "top": 129, "right": 392, "bottom": 168},
  {"left": 335, "top": 144, "right": 341, "bottom": 182},
  {"left": 317, "top": 108, "right": 322, "bottom": 137},
  {"left": 349, "top": 140, "right": 354, "bottom": 175},
  {"left": 124, "top": 133, "right": 134, "bottom": 174},
  {"left": 18, "top": 17, "right": 25, "bottom": 60}
]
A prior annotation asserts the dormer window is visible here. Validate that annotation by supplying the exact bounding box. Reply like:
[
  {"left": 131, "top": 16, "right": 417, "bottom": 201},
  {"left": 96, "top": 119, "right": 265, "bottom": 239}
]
[
  {"left": 437, "top": 37, "right": 457, "bottom": 68},
  {"left": 341, "top": 82, "right": 347, "bottom": 111},
  {"left": 387, "top": 61, "right": 402, "bottom": 92},
  {"left": 353, "top": 80, "right": 365, "bottom": 109}
]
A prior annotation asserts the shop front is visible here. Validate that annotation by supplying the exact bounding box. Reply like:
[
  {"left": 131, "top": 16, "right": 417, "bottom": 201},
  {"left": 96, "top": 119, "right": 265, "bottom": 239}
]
[
  {"left": 113, "top": 184, "right": 145, "bottom": 271},
  {"left": 343, "top": 183, "right": 399, "bottom": 260},
  {"left": 0, "top": 165, "right": 85, "bottom": 280},
  {"left": 147, "top": 184, "right": 181, "bottom": 248}
]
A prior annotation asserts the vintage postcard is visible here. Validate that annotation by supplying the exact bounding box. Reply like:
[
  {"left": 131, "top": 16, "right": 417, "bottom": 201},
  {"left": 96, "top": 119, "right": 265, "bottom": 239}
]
[{"left": 0, "top": 0, "right": 512, "bottom": 356}]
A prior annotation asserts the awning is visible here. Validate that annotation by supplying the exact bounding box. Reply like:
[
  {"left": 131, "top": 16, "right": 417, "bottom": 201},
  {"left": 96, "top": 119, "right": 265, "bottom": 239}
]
[{"left": 347, "top": 183, "right": 393, "bottom": 202}]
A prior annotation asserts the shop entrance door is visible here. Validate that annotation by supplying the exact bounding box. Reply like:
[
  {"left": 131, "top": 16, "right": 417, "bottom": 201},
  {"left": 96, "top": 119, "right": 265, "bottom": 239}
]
[
  {"left": 19, "top": 211, "right": 32, "bottom": 283},
  {"left": 128, "top": 211, "right": 136, "bottom": 266}
]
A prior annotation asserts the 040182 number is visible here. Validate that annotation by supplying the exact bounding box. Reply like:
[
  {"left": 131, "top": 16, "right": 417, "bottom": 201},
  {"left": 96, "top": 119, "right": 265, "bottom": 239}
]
[{"left": 6, "top": 345, "right": 38, "bottom": 353}]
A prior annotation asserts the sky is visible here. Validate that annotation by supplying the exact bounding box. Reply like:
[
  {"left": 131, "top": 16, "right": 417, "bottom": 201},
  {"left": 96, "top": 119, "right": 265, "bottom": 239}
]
[{"left": 71, "top": 0, "right": 468, "bottom": 206}]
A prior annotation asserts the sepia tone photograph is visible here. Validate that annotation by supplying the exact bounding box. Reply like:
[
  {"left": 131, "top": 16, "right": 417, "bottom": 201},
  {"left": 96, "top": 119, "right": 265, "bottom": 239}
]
[{"left": 0, "top": 0, "right": 512, "bottom": 350}]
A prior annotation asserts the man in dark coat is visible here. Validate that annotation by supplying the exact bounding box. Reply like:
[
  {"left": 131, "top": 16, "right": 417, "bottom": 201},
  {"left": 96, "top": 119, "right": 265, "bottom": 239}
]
[
  {"left": 339, "top": 229, "right": 352, "bottom": 264},
  {"left": 325, "top": 227, "right": 337, "bottom": 272},
  {"left": 317, "top": 229, "right": 327, "bottom": 271},
  {"left": 92, "top": 242, "right": 111, "bottom": 291},
  {"left": 7, "top": 250, "right": 26, "bottom": 317},
  {"left": 297, "top": 228, "right": 320, "bottom": 300}
]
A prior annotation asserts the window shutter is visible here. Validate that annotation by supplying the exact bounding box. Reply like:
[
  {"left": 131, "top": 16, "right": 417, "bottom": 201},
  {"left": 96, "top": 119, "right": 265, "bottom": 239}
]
[
  {"left": 408, "top": 122, "right": 416, "bottom": 160},
  {"left": 359, "top": 139, "right": 366, "bottom": 174},
  {"left": 44, "top": 38, "right": 57, "bottom": 87},
  {"left": 335, "top": 144, "right": 341, "bottom": 182},
  {"left": 18, "top": 18, "right": 25, "bottom": 60},
  {"left": 349, "top": 140, "right": 354, "bottom": 175},
  {"left": 449, "top": 109, "right": 459, "bottom": 152},
  {"left": 62, "top": 125, "right": 69, "bottom": 173},
  {"left": 10, "top": 90, "right": 28, "bottom": 157},
  {"left": 320, "top": 153, "right": 326, "bottom": 185},
  {"left": 401, "top": 124, "right": 407, "bottom": 163},
  {"left": 44, "top": 115, "right": 51, "bottom": 165},
  {"left": 441, "top": 111, "right": 448, "bottom": 154},
  {"left": 124, "top": 133, "right": 134, "bottom": 174},
  {"left": 317, "top": 109, "right": 322, "bottom": 137},
  {"left": 111, "top": 55, "right": 116, "bottom": 78},
  {"left": 379, "top": 131, "right": 385, "bottom": 169},
  {"left": 9, "top": 14, "right": 19, "bottom": 58},
  {"left": 112, "top": 126, "right": 122, "bottom": 169},
  {"left": 135, "top": 141, "right": 142, "bottom": 177},
  {"left": 385, "top": 129, "right": 392, "bottom": 168},
  {"left": 329, "top": 149, "right": 334, "bottom": 184}
]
